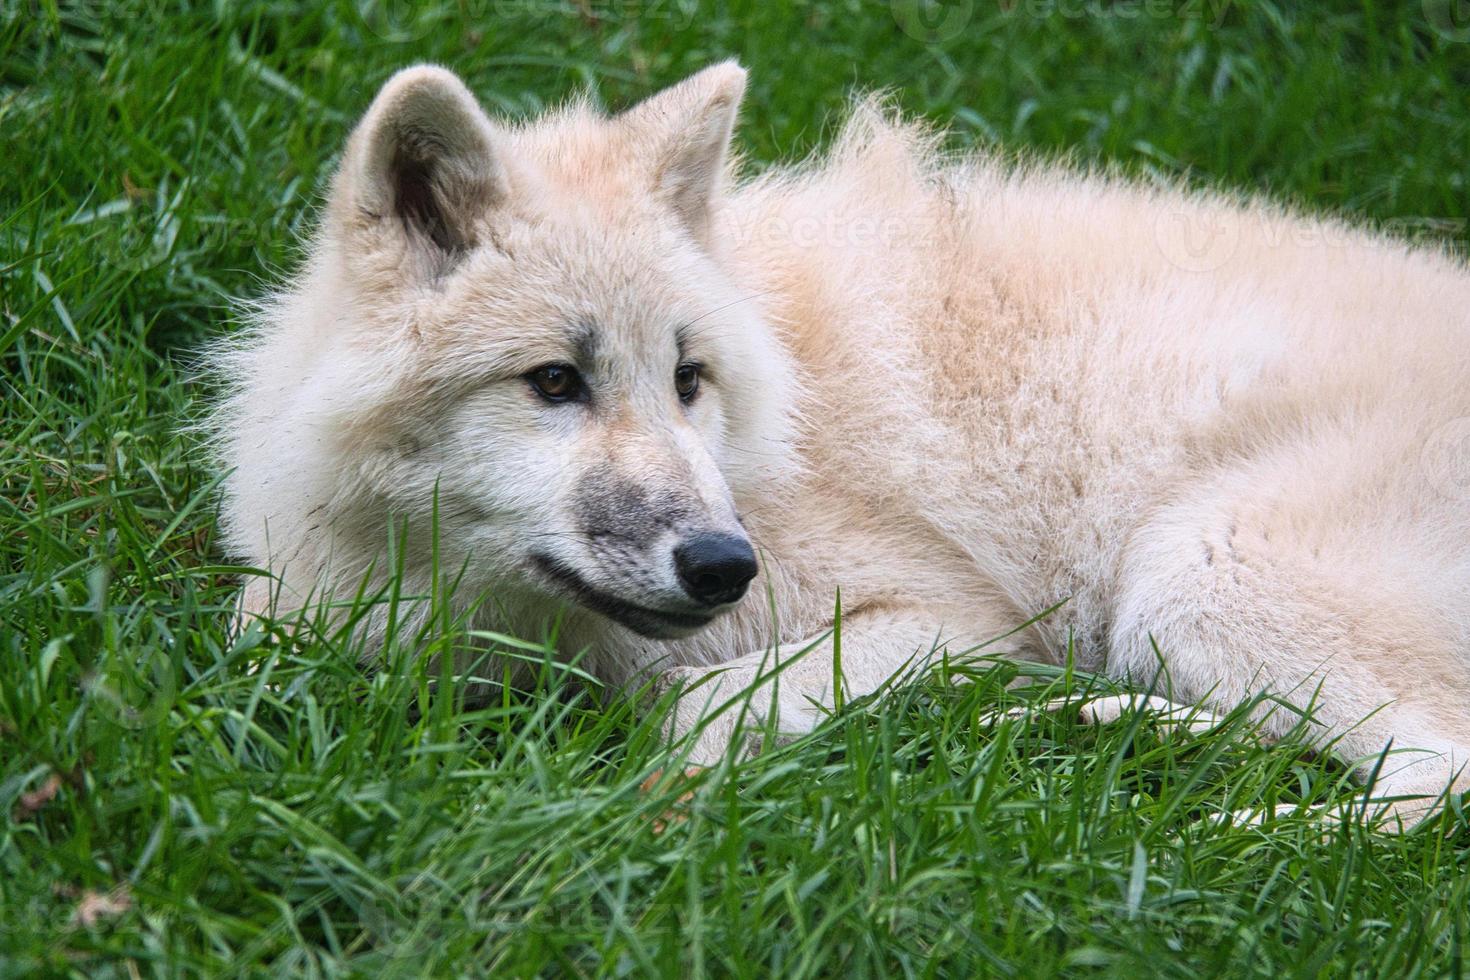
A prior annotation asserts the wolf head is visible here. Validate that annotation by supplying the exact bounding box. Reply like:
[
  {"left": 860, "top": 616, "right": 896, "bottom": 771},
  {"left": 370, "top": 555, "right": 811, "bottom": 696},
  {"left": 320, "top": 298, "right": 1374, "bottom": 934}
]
[{"left": 216, "top": 63, "right": 798, "bottom": 641}]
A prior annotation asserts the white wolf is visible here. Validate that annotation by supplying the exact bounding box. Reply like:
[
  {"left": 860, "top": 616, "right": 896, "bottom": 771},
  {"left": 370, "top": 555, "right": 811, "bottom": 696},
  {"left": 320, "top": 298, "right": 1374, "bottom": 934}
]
[{"left": 211, "top": 62, "right": 1470, "bottom": 828}]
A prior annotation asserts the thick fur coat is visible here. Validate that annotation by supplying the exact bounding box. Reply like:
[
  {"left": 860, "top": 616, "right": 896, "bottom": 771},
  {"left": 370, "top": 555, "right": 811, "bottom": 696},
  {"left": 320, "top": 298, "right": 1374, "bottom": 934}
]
[{"left": 211, "top": 63, "right": 1470, "bottom": 827}]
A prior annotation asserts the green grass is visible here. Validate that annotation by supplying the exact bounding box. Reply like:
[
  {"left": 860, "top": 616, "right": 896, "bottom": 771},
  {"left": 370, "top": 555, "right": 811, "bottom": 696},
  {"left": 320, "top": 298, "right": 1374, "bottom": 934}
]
[{"left": 4, "top": 0, "right": 1470, "bottom": 975}]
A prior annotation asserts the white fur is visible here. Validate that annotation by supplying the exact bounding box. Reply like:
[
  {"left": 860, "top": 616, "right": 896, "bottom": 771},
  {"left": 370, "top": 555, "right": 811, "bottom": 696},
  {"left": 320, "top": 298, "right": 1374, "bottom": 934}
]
[{"left": 210, "top": 63, "right": 1470, "bottom": 829}]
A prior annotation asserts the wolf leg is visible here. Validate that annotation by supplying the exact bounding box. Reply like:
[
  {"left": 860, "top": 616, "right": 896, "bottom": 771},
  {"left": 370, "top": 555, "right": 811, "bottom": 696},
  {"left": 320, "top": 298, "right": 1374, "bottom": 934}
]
[
  {"left": 996, "top": 693, "right": 1233, "bottom": 736},
  {"left": 659, "top": 611, "right": 966, "bottom": 766},
  {"left": 1110, "top": 475, "right": 1470, "bottom": 832}
]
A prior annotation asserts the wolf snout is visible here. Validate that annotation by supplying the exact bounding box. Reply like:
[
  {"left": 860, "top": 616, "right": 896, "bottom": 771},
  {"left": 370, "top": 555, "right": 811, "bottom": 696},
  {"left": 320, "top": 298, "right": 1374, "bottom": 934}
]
[{"left": 673, "top": 533, "right": 757, "bottom": 606}]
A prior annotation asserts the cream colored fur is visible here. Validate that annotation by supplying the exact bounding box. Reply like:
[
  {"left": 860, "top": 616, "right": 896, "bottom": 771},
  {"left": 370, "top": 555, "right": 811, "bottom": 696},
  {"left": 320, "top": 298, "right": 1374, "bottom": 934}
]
[{"left": 211, "top": 62, "right": 1470, "bottom": 830}]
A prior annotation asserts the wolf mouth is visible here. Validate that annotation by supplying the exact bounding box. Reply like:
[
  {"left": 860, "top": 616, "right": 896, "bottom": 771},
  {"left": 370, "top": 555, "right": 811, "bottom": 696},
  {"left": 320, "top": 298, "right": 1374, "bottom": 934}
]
[{"left": 529, "top": 553, "right": 716, "bottom": 638}]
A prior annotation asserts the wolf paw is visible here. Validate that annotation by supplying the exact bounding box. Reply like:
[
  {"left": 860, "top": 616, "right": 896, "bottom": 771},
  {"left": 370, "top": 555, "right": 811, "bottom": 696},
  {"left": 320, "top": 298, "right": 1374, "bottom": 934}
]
[
  {"left": 658, "top": 663, "right": 827, "bottom": 766},
  {"left": 990, "top": 693, "right": 1226, "bottom": 735}
]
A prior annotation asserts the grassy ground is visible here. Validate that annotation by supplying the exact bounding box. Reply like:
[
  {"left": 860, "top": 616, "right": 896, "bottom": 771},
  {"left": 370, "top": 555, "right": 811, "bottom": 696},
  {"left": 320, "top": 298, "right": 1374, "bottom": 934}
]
[{"left": 4, "top": 0, "right": 1470, "bottom": 975}]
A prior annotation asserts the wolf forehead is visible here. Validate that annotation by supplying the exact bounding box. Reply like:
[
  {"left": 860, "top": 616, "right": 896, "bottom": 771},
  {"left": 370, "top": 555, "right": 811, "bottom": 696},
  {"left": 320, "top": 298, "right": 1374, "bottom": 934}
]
[{"left": 403, "top": 229, "right": 733, "bottom": 355}]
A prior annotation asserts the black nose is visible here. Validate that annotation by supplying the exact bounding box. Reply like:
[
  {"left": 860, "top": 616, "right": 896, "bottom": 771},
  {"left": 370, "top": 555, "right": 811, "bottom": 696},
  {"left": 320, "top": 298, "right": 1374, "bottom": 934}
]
[{"left": 673, "top": 533, "right": 758, "bottom": 606}]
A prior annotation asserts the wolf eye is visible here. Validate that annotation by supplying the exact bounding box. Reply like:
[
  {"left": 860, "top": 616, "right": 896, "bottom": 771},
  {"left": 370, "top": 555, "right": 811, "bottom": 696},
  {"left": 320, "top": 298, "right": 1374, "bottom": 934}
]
[
  {"left": 527, "top": 363, "right": 583, "bottom": 403},
  {"left": 675, "top": 363, "right": 701, "bottom": 403}
]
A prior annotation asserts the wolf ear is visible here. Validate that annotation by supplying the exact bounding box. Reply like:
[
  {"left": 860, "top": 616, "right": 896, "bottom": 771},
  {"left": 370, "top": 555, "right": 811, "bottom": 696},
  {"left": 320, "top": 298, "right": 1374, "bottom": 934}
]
[
  {"left": 335, "top": 65, "right": 507, "bottom": 275},
  {"left": 622, "top": 61, "right": 747, "bottom": 243}
]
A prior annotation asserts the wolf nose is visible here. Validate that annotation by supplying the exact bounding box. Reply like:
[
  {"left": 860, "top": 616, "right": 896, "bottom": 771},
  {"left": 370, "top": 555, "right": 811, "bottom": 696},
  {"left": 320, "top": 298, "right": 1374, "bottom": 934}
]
[{"left": 673, "top": 534, "right": 758, "bottom": 606}]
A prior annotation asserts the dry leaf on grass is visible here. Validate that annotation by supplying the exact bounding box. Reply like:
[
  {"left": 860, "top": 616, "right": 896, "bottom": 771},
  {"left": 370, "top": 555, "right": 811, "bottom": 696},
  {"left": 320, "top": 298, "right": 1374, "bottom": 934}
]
[
  {"left": 69, "top": 885, "right": 132, "bottom": 928},
  {"left": 14, "top": 772, "right": 62, "bottom": 819},
  {"left": 639, "top": 767, "right": 705, "bottom": 834}
]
